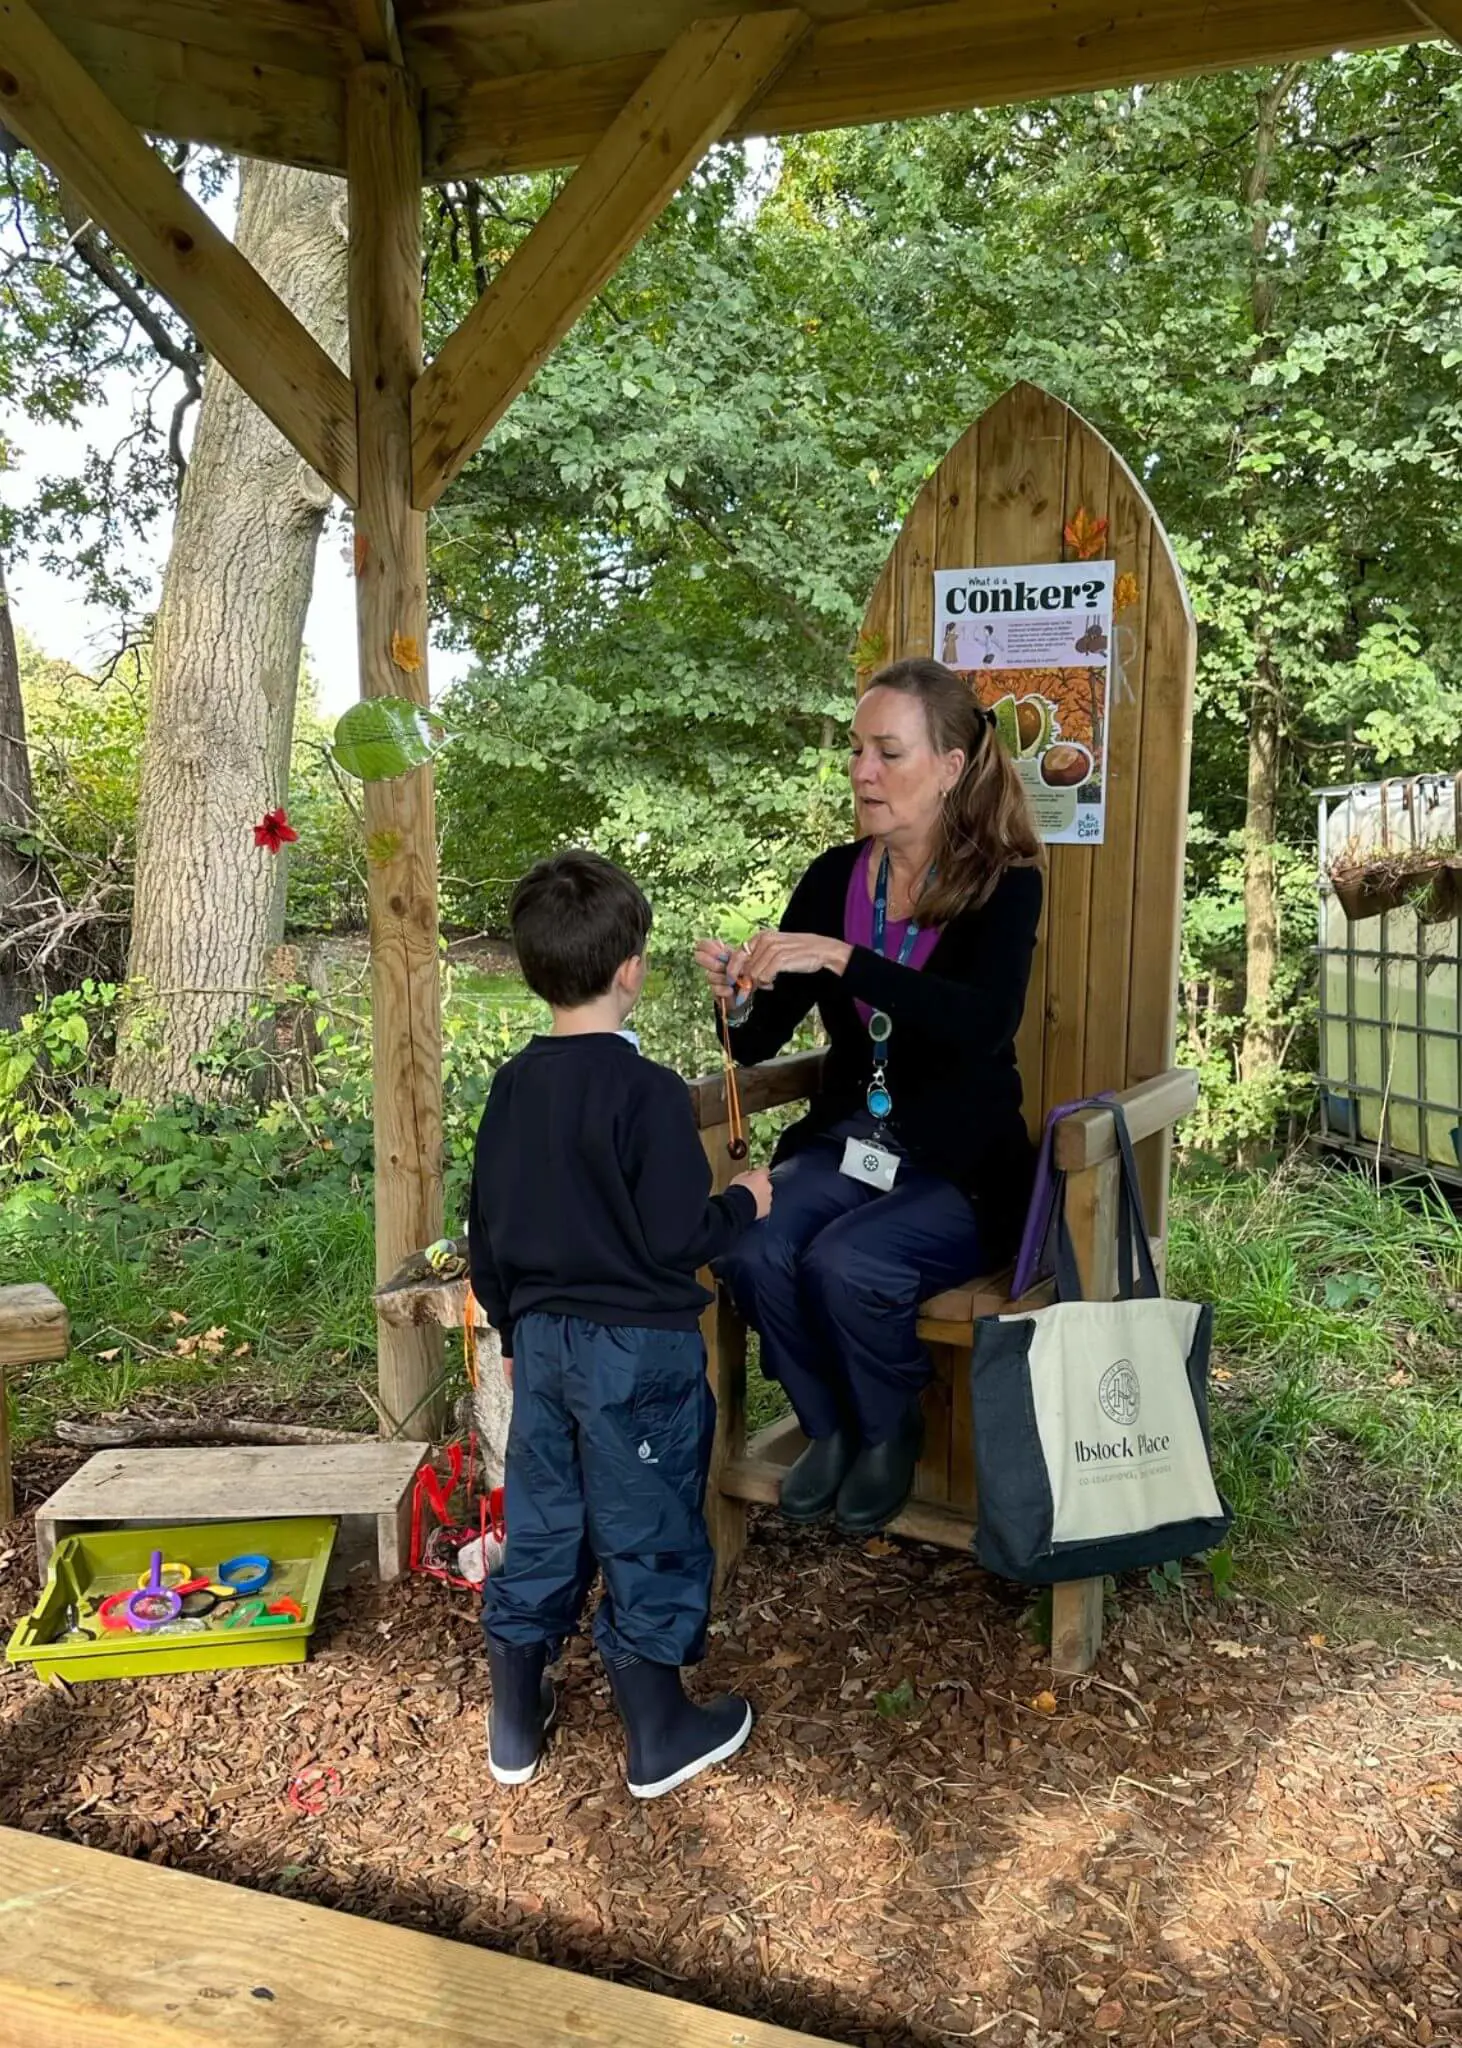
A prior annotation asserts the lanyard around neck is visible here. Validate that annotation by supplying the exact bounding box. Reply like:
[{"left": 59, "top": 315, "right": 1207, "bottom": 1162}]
[{"left": 872, "top": 848, "right": 932, "bottom": 966}]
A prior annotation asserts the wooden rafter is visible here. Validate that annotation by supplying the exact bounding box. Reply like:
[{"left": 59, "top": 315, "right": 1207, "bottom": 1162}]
[
  {"left": 423, "top": 0, "right": 1429, "bottom": 180},
  {"left": 409, "top": 9, "right": 810, "bottom": 509},
  {"left": 333, "top": 0, "right": 402, "bottom": 65},
  {"left": 0, "top": 0, "right": 358, "bottom": 502},
  {"left": 1408, "top": 0, "right": 1462, "bottom": 44}
]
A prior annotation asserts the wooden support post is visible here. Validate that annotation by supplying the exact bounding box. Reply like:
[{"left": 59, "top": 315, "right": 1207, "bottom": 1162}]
[
  {"left": 700, "top": 1122, "right": 749, "bottom": 1593},
  {"left": 347, "top": 63, "right": 445, "bottom": 1442},
  {"left": 335, "top": 0, "right": 403, "bottom": 65},
  {"left": 1049, "top": 1154, "right": 1120, "bottom": 1677},
  {"left": 411, "top": 10, "right": 809, "bottom": 509},
  {"left": 0, "top": 0, "right": 357, "bottom": 503}
]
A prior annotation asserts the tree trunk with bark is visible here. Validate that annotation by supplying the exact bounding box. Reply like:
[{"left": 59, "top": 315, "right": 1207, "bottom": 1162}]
[
  {"left": 112, "top": 161, "right": 347, "bottom": 1099},
  {"left": 1236, "top": 70, "right": 1300, "bottom": 1101},
  {"left": 0, "top": 557, "right": 40, "bottom": 1032},
  {"left": 1239, "top": 625, "right": 1284, "bottom": 1085}
]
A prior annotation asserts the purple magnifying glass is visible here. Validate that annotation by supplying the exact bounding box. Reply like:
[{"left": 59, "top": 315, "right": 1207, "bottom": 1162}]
[{"left": 124, "top": 1550, "right": 182, "bottom": 1631}]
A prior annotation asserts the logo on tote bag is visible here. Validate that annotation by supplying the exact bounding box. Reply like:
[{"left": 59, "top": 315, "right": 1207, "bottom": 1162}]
[{"left": 1098, "top": 1359, "right": 1140, "bottom": 1426}]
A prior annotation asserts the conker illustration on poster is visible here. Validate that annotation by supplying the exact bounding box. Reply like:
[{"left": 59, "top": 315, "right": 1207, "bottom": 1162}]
[{"left": 934, "top": 561, "right": 1114, "bottom": 845}]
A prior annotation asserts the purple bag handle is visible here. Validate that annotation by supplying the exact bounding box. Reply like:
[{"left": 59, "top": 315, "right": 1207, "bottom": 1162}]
[{"left": 1010, "top": 1093, "right": 1118, "bottom": 1298}]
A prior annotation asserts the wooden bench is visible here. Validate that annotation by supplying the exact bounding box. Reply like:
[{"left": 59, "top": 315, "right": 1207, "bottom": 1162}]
[
  {"left": 690, "top": 382, "right": 1199, "bottom": 1677},
  {"left": 0, "top": 1825, "right": 836, "bottom": 2047},
  {"left": 0, "top": 1284, "right": 69, "bottom": 1525}
]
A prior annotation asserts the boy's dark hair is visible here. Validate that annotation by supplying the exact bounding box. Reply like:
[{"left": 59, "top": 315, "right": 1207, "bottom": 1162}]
[{"left": 510, "top": 850, "right": 652, "bottom": 1008}]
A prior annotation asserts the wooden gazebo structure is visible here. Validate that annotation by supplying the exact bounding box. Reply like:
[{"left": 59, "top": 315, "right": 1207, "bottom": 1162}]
[
  {"left": 2, "top": 1, "right": 1459, "bottom": 2036},
  {"left": 0, "top": 0, "right": 1452, "bottom": 1439}
]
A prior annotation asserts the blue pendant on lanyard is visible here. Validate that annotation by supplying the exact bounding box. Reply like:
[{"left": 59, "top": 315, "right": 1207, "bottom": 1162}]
[{"left": 865, "top": 850, "right": 929, "bottom": 1125}]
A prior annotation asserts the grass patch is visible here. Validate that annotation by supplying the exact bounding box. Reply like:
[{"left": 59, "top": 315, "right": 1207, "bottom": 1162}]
[{"left": 1171, "top": 1158, "right": 1462, "bottom": 1623}]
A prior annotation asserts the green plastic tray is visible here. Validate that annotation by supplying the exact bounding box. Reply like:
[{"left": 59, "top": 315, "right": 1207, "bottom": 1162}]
[{"left": 5, "top": 1516, "right": 337, "bottom": 1683}]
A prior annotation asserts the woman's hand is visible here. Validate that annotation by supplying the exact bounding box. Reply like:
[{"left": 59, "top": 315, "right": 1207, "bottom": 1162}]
[
  {"left": 738, "top": 931, "right": 851, "bottom": 989},
  {"left": 693, "top": 937, "right": 748, "bottom": 1004},
  {"left": 731, "top": 1166, "right": 774, "bottom": 1220}
]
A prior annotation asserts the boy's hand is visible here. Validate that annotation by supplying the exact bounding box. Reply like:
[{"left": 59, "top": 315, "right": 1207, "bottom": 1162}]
[
  {"left": 502, "top": 1355, "right": 513, "bottom": 1388},
  {"left": 731, "top": 1166, "right": 774, "bottom": 1220}
]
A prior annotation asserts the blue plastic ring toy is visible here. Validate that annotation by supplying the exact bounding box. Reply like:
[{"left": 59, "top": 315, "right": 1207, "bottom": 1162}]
[{"left": 217, "top": 1553, "right": 271, "bottom": 1596}]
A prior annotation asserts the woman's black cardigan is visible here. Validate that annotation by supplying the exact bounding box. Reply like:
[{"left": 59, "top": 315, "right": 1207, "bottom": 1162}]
[{"left": 723, "top": 840, "right": 1042, "bottom": 1265}]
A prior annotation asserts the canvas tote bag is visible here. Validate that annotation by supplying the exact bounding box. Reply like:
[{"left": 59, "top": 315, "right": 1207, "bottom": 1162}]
[{"left": 969, "top": 1105, "right": 1231, "bottom": 1584}]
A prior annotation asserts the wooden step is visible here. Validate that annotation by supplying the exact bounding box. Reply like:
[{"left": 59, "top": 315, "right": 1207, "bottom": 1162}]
[
  {"left": 721, "top": 1450, "right": 976, "bottom": 1554},
  {"left": 33, "top": 1443, "right": 429, "bottom": 1586},
  {"left": 0, "top": 1825, "right": 837, "bottom": 2048}
]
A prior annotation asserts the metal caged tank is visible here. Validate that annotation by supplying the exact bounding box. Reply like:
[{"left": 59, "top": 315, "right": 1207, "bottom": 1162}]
[{"left": 1317, "top": 774, "right": 1462, "bottom": 1182}]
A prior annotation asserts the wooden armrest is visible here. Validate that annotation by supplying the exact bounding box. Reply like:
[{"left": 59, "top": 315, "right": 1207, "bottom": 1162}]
[
  {"left": 1052, "top": 1068, "right": 1199, "bottom": 1172},
  {"left": 687, "top": 1048, "right": 827, "bottom": 1129}
]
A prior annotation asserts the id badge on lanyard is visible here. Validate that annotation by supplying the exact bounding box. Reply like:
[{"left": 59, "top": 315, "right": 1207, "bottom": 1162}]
[{"left": 838, "top": 850, "right": 931, "bottom": 1194}]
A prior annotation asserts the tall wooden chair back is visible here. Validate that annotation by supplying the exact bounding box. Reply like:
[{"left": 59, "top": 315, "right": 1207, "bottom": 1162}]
[{"left": 860, "top": 380, "right": 1195, "bottom": 1226}]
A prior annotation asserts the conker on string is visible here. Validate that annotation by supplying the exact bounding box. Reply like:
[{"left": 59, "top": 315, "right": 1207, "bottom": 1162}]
[{"left": 728, "top": 1138, "right": 749, "bottom": 1161}]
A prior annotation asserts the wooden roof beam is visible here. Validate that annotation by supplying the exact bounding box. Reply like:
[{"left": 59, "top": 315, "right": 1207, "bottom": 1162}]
[
  {"left": 1409, "top": 1, "right": 1462, "bottom": 44},
  {"left": 0, "top": 0, "right": 359, "bottom": 504},
  {"left": 410, "top": 9, "right": 809, "bottom": 510},
  {"left": 334, "top": 0, "right": 403, "bottom": 66},
  {"left": 424, "top": 0, "right": 1431, "bottom": 181}
]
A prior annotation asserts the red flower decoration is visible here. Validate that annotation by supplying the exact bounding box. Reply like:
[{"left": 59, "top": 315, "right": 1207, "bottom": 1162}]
[{"left": 253, "top": 808, "right": 298, "bottom": 855}]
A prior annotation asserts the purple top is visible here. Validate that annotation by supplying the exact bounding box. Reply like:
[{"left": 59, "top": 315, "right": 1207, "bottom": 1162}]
[{"left": 843, "top": 840, "right": 942, "bottom": 1025}]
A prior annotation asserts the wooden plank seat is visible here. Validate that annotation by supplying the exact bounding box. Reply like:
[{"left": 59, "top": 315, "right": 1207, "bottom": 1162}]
[
  {"left": 686, "top": 384, "right": 1200, "bottom": 1676},
  {"left": 0, "top": 1824, "right": 838, "bottom": 2048}
]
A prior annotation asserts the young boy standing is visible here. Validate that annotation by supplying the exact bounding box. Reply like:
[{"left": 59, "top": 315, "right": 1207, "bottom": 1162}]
[{"left": 469, "top": 851, "right": 772, "bottom": 1798}]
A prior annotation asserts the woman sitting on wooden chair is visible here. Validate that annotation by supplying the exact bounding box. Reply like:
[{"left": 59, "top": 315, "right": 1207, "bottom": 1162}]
[{"left": 695, "top": 658, "right": 1043, "bottom": 1535}]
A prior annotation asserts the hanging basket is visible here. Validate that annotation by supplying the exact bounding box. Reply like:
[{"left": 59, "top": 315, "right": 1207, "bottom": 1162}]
[
  {"left": 1329, "top": 865, "right": 1417, "bottom": 921},
  {"left": 1416, "top": 857, "right": 1462, "bottom": 926}
]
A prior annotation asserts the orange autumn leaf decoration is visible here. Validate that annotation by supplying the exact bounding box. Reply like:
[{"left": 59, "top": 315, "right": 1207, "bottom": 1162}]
[
  {"left": 1115, "top": 572, "right": 1140, "bottom": 611},
  {"left": 390, "top": 631, "right": 423, "bottom": 674},
  {"left": 1063, "top": 506, "right": 1109, "bottom": 561},
  {"left": 353, "top": 532, "right": 369, "bottom": 577}
]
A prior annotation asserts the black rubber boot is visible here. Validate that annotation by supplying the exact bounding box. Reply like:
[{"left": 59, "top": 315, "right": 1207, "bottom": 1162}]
[
  {"left": 486, "top": 1636, "right": 557, "bottom": 1787},
  {"left": 779, "top": 1426, "right": 857, "bottom": 1523},
  {"left": 835, "top": 1399, "right": 925, "bottom": 1534},
  {"left": 605, "top": 1653, "right": 753, "bottom": 1800}
]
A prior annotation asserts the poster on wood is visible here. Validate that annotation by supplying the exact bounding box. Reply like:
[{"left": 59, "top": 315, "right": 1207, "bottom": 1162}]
[{"left": 934, "top": 561, "right": 1114, "bottom": 844}]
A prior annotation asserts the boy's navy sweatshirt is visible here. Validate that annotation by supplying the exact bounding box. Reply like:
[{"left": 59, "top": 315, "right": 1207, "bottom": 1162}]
[{"left": 468, "top": 1032, "right": 756, "bottom": 1355}]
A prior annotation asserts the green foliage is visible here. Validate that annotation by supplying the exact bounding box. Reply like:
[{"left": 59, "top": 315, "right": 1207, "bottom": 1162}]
[
  {"left": 420, "top": 50, "right": 1462, "bottom": 1155},
  {"left": 0, "top": 973, "right": 539, "bottom": 1437},
  {"left": 284, "top": 681, "right": 370, "bottom": 934},
  {"left": 1170, "top": 1161, "right": 1462, "bottom": 1568},
  {"left": 17, "top": 633, "right": 143, "bottom": 891}
]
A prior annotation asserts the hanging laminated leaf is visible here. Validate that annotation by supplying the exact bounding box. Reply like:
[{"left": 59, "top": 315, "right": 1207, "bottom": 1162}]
[
  {"left": 1115, "top": 571, "right": 1141, "bottom": 611},
  {"left": 333, "top": 697, "right": 449, "bottom": 782},
  {"left": 1062, "top": 506, "right": 1109, "bottom": 560},
  {"left": 390, "top": 630, "right": 423, "bottom": 673}
]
